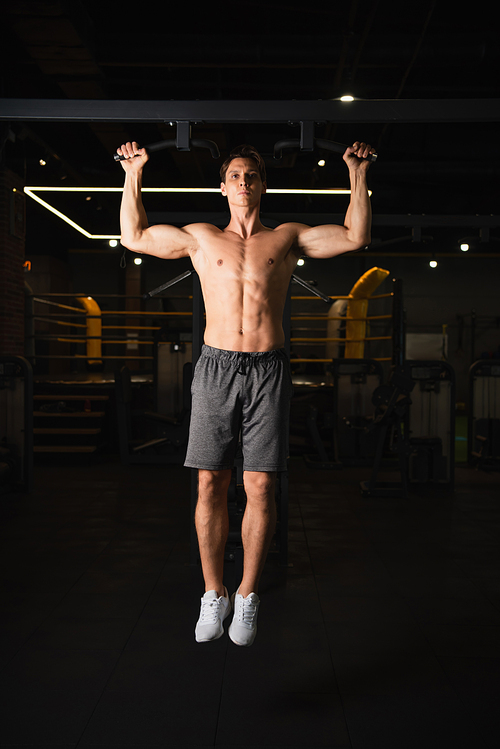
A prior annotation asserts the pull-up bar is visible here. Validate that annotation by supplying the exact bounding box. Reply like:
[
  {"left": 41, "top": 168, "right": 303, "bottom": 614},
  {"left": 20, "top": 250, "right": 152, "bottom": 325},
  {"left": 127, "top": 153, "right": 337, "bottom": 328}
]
[
  {"left": 1, "top": 98, "right": 499, "bottom": 123},
  {"left": 114, "top": 120, "right": 377, "bottom": 162}
]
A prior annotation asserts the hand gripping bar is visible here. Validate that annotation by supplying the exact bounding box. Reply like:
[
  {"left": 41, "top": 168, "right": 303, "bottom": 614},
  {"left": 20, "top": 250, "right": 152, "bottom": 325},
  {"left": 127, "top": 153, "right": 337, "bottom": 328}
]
[
  {"left": 273, "top": 138, "right": 377, "bottom": 162},
  {"left": 114, "top": 137, "right": 220, "bottom": 161}
]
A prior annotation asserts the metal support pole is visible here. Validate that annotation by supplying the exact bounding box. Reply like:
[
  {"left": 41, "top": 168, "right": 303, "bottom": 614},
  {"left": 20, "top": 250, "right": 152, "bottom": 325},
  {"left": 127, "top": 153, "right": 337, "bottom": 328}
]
[{"left": 392, "top": 278, "right": 405, "bottom": 367}]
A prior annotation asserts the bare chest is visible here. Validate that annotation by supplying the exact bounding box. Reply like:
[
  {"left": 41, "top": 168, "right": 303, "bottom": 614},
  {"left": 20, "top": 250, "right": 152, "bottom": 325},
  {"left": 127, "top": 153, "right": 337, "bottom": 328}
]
[{"left": 195, "top": 228, "right": 296, "bottom": 282}]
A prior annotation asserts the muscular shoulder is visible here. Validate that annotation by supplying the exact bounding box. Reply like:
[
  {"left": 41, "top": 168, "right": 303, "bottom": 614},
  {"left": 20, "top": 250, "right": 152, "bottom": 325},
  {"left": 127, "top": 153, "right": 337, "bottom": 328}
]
[
  {"left": 183, "top": 222, "right": 221, "bottom": 239},
  {"left": 182, "top": 223, "right": 222, "bottom": 253},
  {"left": 272, "top": 222, "right": 310, "bottom": 253}
]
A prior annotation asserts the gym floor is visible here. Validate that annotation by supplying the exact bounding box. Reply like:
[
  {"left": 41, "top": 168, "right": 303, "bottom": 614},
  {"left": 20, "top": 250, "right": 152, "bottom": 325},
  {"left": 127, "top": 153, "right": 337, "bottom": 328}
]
[{"left": 1, "top": 457, "right": 499, "bottom": 748}]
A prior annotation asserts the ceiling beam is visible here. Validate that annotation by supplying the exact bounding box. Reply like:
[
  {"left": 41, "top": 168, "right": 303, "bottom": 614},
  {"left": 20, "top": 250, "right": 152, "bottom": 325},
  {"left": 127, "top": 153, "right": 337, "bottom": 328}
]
[{"left": 1, "top": 99, "right": 499, "bottom": 124}]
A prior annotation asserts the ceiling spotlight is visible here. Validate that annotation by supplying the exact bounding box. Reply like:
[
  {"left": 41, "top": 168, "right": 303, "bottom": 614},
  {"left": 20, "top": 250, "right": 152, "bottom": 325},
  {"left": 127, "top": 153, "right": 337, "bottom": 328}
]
[
  {"left": 133, "top": 257, "right": 142, "bottom": 266},
  {"left": 297, "top": 258, "right": 305, "bottom": 266},
  {"left": 340, "top": 95, "right": 355, "bottom": 102},
  {"left": 429, "top": 260, "right": 438, "bottom": 268},
  {"left": 39, "top": 159, "right": 47, "bottom": 166},
  {"left": 460, "top": 243, "right": 469, "bottom": 252},
  {"left": 109, "top": 239, "right": 118, "bottom": 248},
  {"left": 317, "top": 159, "right": 326, "bottom": 167}
]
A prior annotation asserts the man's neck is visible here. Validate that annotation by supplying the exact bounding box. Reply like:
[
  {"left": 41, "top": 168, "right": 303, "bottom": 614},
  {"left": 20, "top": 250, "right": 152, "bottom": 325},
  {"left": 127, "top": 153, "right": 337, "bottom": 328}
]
[{"left": 224, "top": 205, "right": 267, "bottom": 239}]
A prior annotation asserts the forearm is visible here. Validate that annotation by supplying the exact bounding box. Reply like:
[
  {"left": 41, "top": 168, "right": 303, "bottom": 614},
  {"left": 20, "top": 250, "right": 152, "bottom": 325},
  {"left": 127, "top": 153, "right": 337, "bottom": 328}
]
[
  {"left": 120, "top": 171, "right": 149, "bottom": 249},
  {"left": 344, "top": 169, "right": 372, "bottom": 247}
]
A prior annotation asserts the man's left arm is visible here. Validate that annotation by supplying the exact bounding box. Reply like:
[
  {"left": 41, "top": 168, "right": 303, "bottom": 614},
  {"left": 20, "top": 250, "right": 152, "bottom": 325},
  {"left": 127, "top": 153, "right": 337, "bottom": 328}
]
[{"left": 292, "top": 142, "right": 374, "bottom": 259}]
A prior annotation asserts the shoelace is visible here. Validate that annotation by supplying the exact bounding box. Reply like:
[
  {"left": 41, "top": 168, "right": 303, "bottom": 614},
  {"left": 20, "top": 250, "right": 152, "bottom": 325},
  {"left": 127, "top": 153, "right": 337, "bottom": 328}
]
[
  {"left": 235, "top": 595, "right": 258, "bottom": 625},
  {"left": 199, "top": 596, "right": 224, "bottom": 624}
]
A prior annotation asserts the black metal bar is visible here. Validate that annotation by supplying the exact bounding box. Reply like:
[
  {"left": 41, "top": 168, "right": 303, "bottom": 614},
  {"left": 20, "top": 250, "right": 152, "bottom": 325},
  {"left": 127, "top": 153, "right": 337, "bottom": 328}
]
[
  {"left": 300, "top": 121, "right": 315, "bottom": 151},
  {"left": 143, "top": 270, "right": 193, "bottom": 299},
  {"left": 291, "top": 274, "right": 331, "bottom": 304},
  {"left": 177, "top": 121, "right": 191, "bottom": 151},
  {"left": 273, "top": 136, "right": 377, "bottom": 161},
  {"left": 471, "top": 308, "right": 476, "bottom": 363},
  {"left": 392, "top": 278, "right": 405, "bottom": 367},
  {"left": 316, "top": 138, "right": 377, "bottom": 162},
  {"left": 2, "top": 98, "right": 500, "bottom": 123},
  {"left": 114, "top": 135, "right": 220, "bottom": 161}
]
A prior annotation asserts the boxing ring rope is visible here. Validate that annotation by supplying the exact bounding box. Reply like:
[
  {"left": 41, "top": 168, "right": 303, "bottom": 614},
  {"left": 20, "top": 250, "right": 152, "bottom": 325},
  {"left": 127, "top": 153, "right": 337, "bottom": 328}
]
[
  {"left": 29, "top": 295, "right": 194, "bottom": 362},
  {"left": 27, "top": 271, "right": 399, "bottom": 367}
]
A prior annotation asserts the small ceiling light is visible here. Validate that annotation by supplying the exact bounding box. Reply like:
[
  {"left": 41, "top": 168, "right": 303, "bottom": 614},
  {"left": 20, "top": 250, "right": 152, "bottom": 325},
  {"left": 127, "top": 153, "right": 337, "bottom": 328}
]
[
  {"left": 429, "top": 260, "right": 438, "bottom": 268},
  {"left": 134, "top": 257, "right": 142, "bottom": 266},
  {"left": 39, "top": 159, "right": 47, "bottom": 166},
  {"left": 340, "top": 95, "right": 355, "bottom": 102},
  {"left": 297, "top": 258, "right": 305, "bottom": 266},
  {"left": 86, "top": 196, "right": 92, "bottom": 201},
  {"left": 109, "top": 239, "right": 118, "bottom": 248},
  {"left": 460, "top": 243, "right": 469, "bottom": 252},
  {"left": 317, "top": 159, "right": 326, "bottom": 167}
]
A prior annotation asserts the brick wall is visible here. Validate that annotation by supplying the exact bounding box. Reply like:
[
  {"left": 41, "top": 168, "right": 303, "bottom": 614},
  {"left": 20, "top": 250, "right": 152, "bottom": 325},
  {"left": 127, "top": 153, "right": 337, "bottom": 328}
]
[{"left": 0, "top": 168, "right": 26, "bottom": 356}]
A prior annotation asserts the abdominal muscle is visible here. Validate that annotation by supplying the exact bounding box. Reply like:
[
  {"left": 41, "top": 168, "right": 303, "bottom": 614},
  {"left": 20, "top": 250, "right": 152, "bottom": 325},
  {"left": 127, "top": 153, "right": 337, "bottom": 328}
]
[
  {"left": 200, "top": 268, "right": 290, "bottom": 352},
  {"left": 189, "top": 223, "right": 298, "bottom": 353}
]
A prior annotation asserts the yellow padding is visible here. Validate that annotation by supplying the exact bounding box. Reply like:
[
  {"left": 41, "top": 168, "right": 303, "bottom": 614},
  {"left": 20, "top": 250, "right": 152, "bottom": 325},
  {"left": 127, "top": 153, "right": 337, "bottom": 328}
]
[
  {"left": 345, "top": 267, "right": 390, "bottom": 358},
  {"left": 76, "top": 296, "right": 102, "bottom": 365}
]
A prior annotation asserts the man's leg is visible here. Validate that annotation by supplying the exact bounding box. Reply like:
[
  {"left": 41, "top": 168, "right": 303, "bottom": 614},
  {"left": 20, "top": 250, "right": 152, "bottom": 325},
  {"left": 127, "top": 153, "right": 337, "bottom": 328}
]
[
  {"left": 238, "top": 470, "right": 277, "bottom": 597},
  {"left": 195, "top": 468, "right": 232, "bottom": 597}
]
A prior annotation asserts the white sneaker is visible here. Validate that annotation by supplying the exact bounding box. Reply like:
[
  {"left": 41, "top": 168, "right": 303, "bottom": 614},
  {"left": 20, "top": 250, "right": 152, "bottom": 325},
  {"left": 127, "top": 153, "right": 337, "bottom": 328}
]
[
  {"left": 195, "top": 587, "right": 231, "bottom": 643},
  {"left": 228, "top": 588, "right": 260, "bottom": 646}
]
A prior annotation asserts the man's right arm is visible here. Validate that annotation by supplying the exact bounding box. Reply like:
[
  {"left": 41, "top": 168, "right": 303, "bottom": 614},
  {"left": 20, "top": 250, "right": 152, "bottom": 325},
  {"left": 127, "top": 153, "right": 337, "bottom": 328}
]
[{"left": 118, "top": 141, "right": 198, "bottom": 259}]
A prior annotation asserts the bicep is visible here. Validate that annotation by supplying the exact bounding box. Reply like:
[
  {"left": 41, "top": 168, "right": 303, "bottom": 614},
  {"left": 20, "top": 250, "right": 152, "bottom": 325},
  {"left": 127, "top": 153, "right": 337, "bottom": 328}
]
[
  {"left": 125, "top": 223, "right": 198, "bottom": 259},
  {"left": 293, "top": 223, "right": 357, "bottom": 259}
]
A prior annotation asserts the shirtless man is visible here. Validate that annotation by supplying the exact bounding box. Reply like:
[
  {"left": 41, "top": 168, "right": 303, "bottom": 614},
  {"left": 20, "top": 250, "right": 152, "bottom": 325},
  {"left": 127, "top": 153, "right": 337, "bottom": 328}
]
[{"left": 117, "top": 139, "right": 373, "bottom": 646}]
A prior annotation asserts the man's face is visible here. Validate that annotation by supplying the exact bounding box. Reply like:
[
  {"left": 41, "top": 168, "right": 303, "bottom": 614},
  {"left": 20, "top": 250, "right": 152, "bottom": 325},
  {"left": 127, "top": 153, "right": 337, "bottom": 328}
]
[{"left": 221, "top": 157, "right": 267, "bottom": 207}]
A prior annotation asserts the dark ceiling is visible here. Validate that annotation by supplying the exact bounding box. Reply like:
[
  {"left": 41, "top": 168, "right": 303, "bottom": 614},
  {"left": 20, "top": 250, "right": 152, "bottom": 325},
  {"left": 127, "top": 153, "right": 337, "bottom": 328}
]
[{"left": 1, "top": 0, "right": 499, "bottom": 255}]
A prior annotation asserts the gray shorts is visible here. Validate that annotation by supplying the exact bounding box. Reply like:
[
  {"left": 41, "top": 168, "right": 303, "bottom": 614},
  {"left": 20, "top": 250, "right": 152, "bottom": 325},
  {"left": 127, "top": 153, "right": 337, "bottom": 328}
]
[{"left": 184, "top": 345, "right": 293, "bottom": 473}]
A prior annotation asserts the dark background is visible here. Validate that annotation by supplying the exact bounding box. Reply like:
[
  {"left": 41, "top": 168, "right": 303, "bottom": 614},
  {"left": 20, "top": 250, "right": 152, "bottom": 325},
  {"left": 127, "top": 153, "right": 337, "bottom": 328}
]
[{"left": 1, "top": 0, "right": 499, "bottom": 399}]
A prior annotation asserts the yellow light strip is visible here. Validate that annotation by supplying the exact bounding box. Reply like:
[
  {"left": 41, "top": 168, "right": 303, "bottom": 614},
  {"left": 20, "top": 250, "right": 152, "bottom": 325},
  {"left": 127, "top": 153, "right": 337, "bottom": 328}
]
[
  {"left": 24, "top": 188, "right": 93, "bottom": 239},
  {"left": 23, "top": 185, "right": 371, "bottom": 241},
  {"left": 25, "top": 186, "right": 364, "bottom": 194}
]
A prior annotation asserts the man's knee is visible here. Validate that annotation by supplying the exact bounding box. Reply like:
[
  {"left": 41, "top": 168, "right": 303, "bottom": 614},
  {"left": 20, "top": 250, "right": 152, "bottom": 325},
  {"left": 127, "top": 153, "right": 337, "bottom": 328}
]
[
  {"left": 198, "top": 469, "right": 232, "bottom": 502},
  {"left": 243, "top": 470, "right": 276, "bottom": 500}
]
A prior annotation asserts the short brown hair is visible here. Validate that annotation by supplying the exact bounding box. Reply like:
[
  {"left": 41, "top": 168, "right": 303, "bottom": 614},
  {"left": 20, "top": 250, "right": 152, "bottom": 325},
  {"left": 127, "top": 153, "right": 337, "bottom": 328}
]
[{"left": 219, "top": 144, "right": 267, "bottom": 184}]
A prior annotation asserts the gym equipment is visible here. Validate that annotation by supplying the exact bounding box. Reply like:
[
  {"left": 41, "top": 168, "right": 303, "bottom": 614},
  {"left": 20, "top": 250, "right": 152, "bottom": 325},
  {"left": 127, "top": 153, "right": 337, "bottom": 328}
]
[
  {"left": 305, "top": 359, "right": 384, "bottom": 469},
  {"left": 274, "top": 121, "right": 377, "bottom": 162},
  {"left": 469, "top": 360, "right": 500, "bottom": 470},
  {"left": 0, "top": 356, "right": 33, "bottom": 493},
  {"left": 359, "top": 361, "right": 455, "bottom": 498},
  {"left": 114, "top": 362, "right": 191, "bottom": 464},
  {"left": 113, "top": 123, "right": 220, "bottom": 161},
  {"left": 113, "top": 120, "right": 377, "bottom": 166},
  {"left": 407, "top": 361, "right": 455, "bottom": 489},
  {"left": 360, "top": 364, "right": 415, "bottom": 499},
  {"left": 154, "top": 327, "right": 192, "bottom": 416}
]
